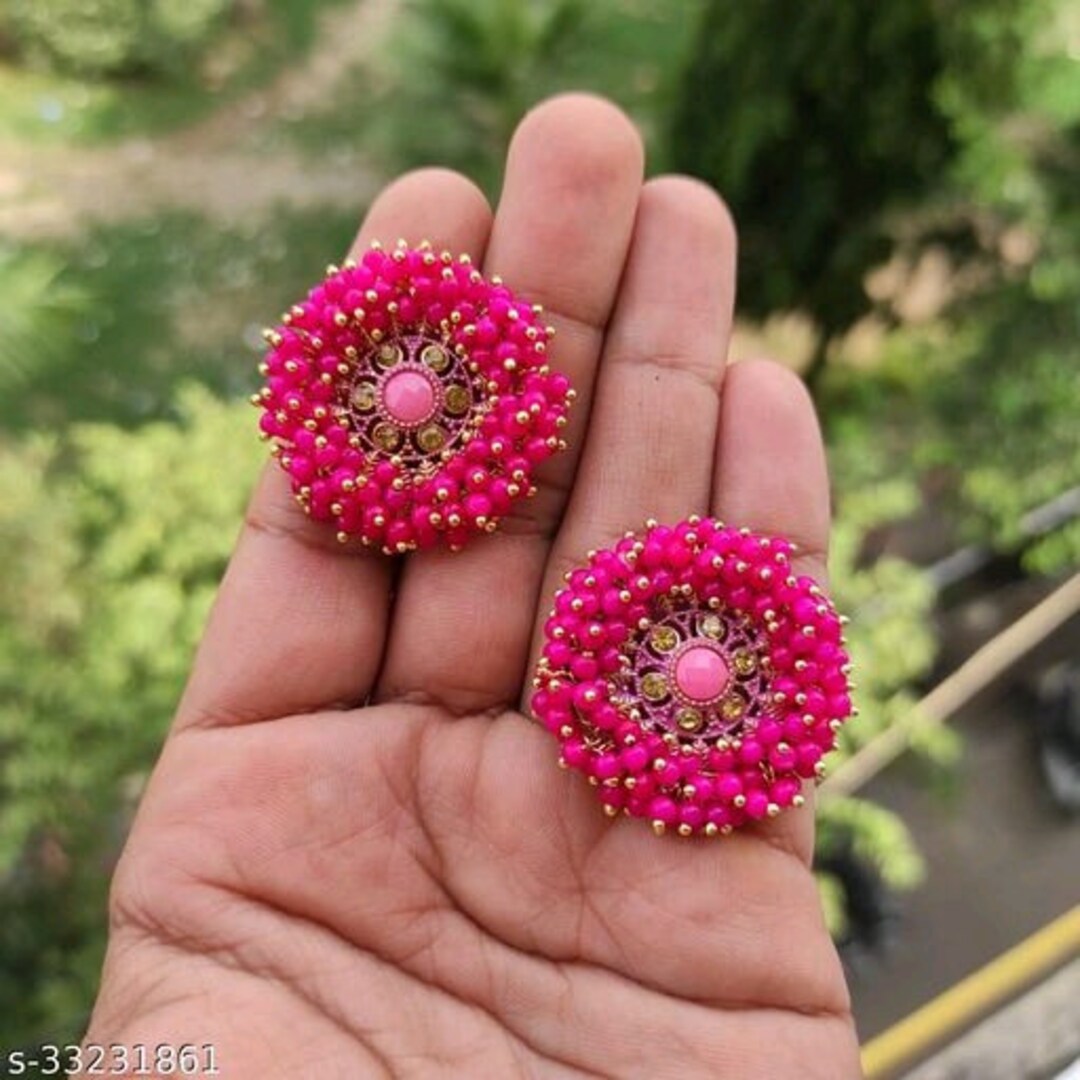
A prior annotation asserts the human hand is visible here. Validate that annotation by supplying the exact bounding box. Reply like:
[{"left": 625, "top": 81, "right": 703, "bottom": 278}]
[{"left": 86, "top": 95, "right": 862, "bottom": 1079}]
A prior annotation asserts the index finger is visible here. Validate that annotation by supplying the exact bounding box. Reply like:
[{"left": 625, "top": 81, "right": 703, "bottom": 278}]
[{"left": 176, "top": 169, "right": 493, "bottom": 730}]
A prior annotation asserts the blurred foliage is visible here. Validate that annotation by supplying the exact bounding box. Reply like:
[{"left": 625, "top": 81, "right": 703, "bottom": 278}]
[
  {"left": 396, "top": 0, "right": 590, "bottom": 160},
  {"left": 824, "top": 303, "right": 1080, "bottom": 573},
  {"left": 284, "top": 0, "right": 700, "bottom": 194},
  {"left": 670, "top": 0, "right": 957, "bottom": 368},
  {"left": 819, "top": 799, "right": 926, "bottom": 895},
  {"left": 2, "top": 0, "right": 233, "bottom": 78},
  {"left": 0, "top": 248, "right": 90, "bottom": 396},
  {"left": 817, "top": 0, "right": 1080, "bottom": 570},
  {"left": 0, "top": 208, "right": 356, "bottom": 434},
  {"left": 0, "top": 390, "right": 261, "bottom": 1043},
  {"left": 0, "top": 0, "right": 351, "bottom": 142},
  {"left": 813, "top": 482, "right": 942, "bottom": 935}
]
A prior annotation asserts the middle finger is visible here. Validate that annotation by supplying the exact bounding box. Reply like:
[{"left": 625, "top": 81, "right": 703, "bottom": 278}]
[
  {"left": 530, "top": 174, "right": 738, "bottom": 694},
  {"left": 376, "top": 95, "right": 643, "bottom": 711}
]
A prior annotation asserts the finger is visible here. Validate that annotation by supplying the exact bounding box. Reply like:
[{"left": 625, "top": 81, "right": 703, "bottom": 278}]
[
  {"left": 529, "top": 175, "right": 738, "bottom": 689},
  {"left": 711, "top": 358, "right": 832, "bottom": 862},
  {"left": 177, "top": 170, "right": 493, "bottom": 730},
  {"left": 376, "top": 95, "right": 643, "bottom": 712}
]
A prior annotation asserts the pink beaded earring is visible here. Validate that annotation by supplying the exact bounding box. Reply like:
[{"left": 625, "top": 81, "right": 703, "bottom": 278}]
[
  {"left": 531, "top": 518, "right": 855, "bottom": 837},
  {"left": 255, "top": 240, "right": 574, "bottom": 553}
]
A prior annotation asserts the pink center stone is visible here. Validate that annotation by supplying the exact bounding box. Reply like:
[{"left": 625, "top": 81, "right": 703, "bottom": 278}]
[
  {"left": 382, "top": 369, "right": 436, "bottom": 425},
  {"left": 674, "top": 644, "right": 730, "bottom": 703}
]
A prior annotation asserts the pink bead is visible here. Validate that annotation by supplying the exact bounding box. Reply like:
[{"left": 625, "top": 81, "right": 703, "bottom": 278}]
[
  {"left": 716, "top": 773, "right": 742, "bottom": 802},
  {"left": 592, "top": 703, "right": 620, "bottom": 730},
  {"left": 656, "top": 760, "right": 680, "bottom": 786},
  {"left": 599, "top": 787, "right": 626, "bottom": 811},
  {"left": 563, "top": 740, "right": 589, "bottom": 769},
  {"left": 664, "top": 538, "right": 693, "bottom": 569},
  {"left": 745, "top": 791, "right": 769, "bottom": 819},
  {"left": 771, "top": 778, "right": 801, "bottom": 806},
  {"left": 385, "top": 520, "right": 412, "bottom": 549},
  {"left": 594, "top": 753, "right": 620, "bottom": 780},
  {"left": 545, "top": 640, "right": 571, "bottom": 668},
  {"left": 738, "top": 739, "right": 765, "bottom": 766},
  {"left": 828, "top": 693, "right": 853, "bottom": 717},
  {"left": 769, "top": 744, "right": 797, "bottom": 771},
  {"left": 674, "top": 645, "right": 730, "bottom": 703},
  {"left": 648, "top": 797, "right": 678, "bottom": 826},
  {"left": 756, "top": 719, "right": 782, "bottom": 746},
  {"left": 795, "top": 744, "right": 823, "bottom": 776},
  {"left": 463, "top": 493, "right": 493, "bottom": 521}
]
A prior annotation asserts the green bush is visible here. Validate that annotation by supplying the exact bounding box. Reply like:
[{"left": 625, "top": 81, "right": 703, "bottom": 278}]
[
  {"left": 0, "top": 388, "right": 261, "bottom": 1042},
  {"left": 3, "top": 0, "right": 233, "bottom": 78},
  {"left": 813, "top": 480, "right": 941, "bottom": 936},
  {"left": 0, "top": 248, "right": 89, "bottom": 398}
]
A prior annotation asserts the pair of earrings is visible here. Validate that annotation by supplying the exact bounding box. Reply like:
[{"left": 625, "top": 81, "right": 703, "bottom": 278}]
[{"left": 254, "top": 242, "right": 854, "bottom": 838}]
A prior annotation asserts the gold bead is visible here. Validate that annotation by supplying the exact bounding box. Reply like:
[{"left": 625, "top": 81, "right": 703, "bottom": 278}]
[
  {"left": 720, "top": 694, "right": 746, "bottom": 720},
  {"left": 732, "top": 650, "right": 757, "bottom": 676}
]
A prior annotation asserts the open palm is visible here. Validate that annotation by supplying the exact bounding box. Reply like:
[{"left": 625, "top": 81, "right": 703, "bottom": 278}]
[{"left": 87, "top": 96, "right": 862, "bottom": 1078}]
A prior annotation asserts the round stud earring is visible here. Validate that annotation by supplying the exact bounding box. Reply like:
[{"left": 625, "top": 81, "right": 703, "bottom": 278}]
[
  {"left": 254, "top": 240, "right": 574, "bottom": 553},
  {"left": 531, "top": 517, "right": 855, "bottom": 837}
]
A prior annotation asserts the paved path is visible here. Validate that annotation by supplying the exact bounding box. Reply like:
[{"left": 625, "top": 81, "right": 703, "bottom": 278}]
[
  {"left": 850, "top": 579, "right": 1080, "bottom": 1053},
  {"left": 906, "top": 959, "right": 1079, "bottom": 1080}
]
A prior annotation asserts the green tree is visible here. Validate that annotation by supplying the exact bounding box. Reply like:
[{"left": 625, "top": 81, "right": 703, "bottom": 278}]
[
  {"left": 670, "top": 0, "right": 953, "bottom": 383},
  {"left": 673, "top": 0, "right": 1080, "bottom": 568},
  {"left": 668, "top": 0, "right": 1045, "bottom": 387},
  {"left": 817, "top": 0, "right": 1080, "bottom": 571},
  {"left": 813, "top": 479, "right": 941, "bottom": 938},
  {"left": 355, "top": 0, "right": 589, "bottom": 192}
]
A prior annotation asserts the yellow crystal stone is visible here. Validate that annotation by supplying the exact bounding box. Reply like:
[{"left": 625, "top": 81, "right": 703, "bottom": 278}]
[{"left": 641, "top": 673, "right": 669, "bottom": 701}]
